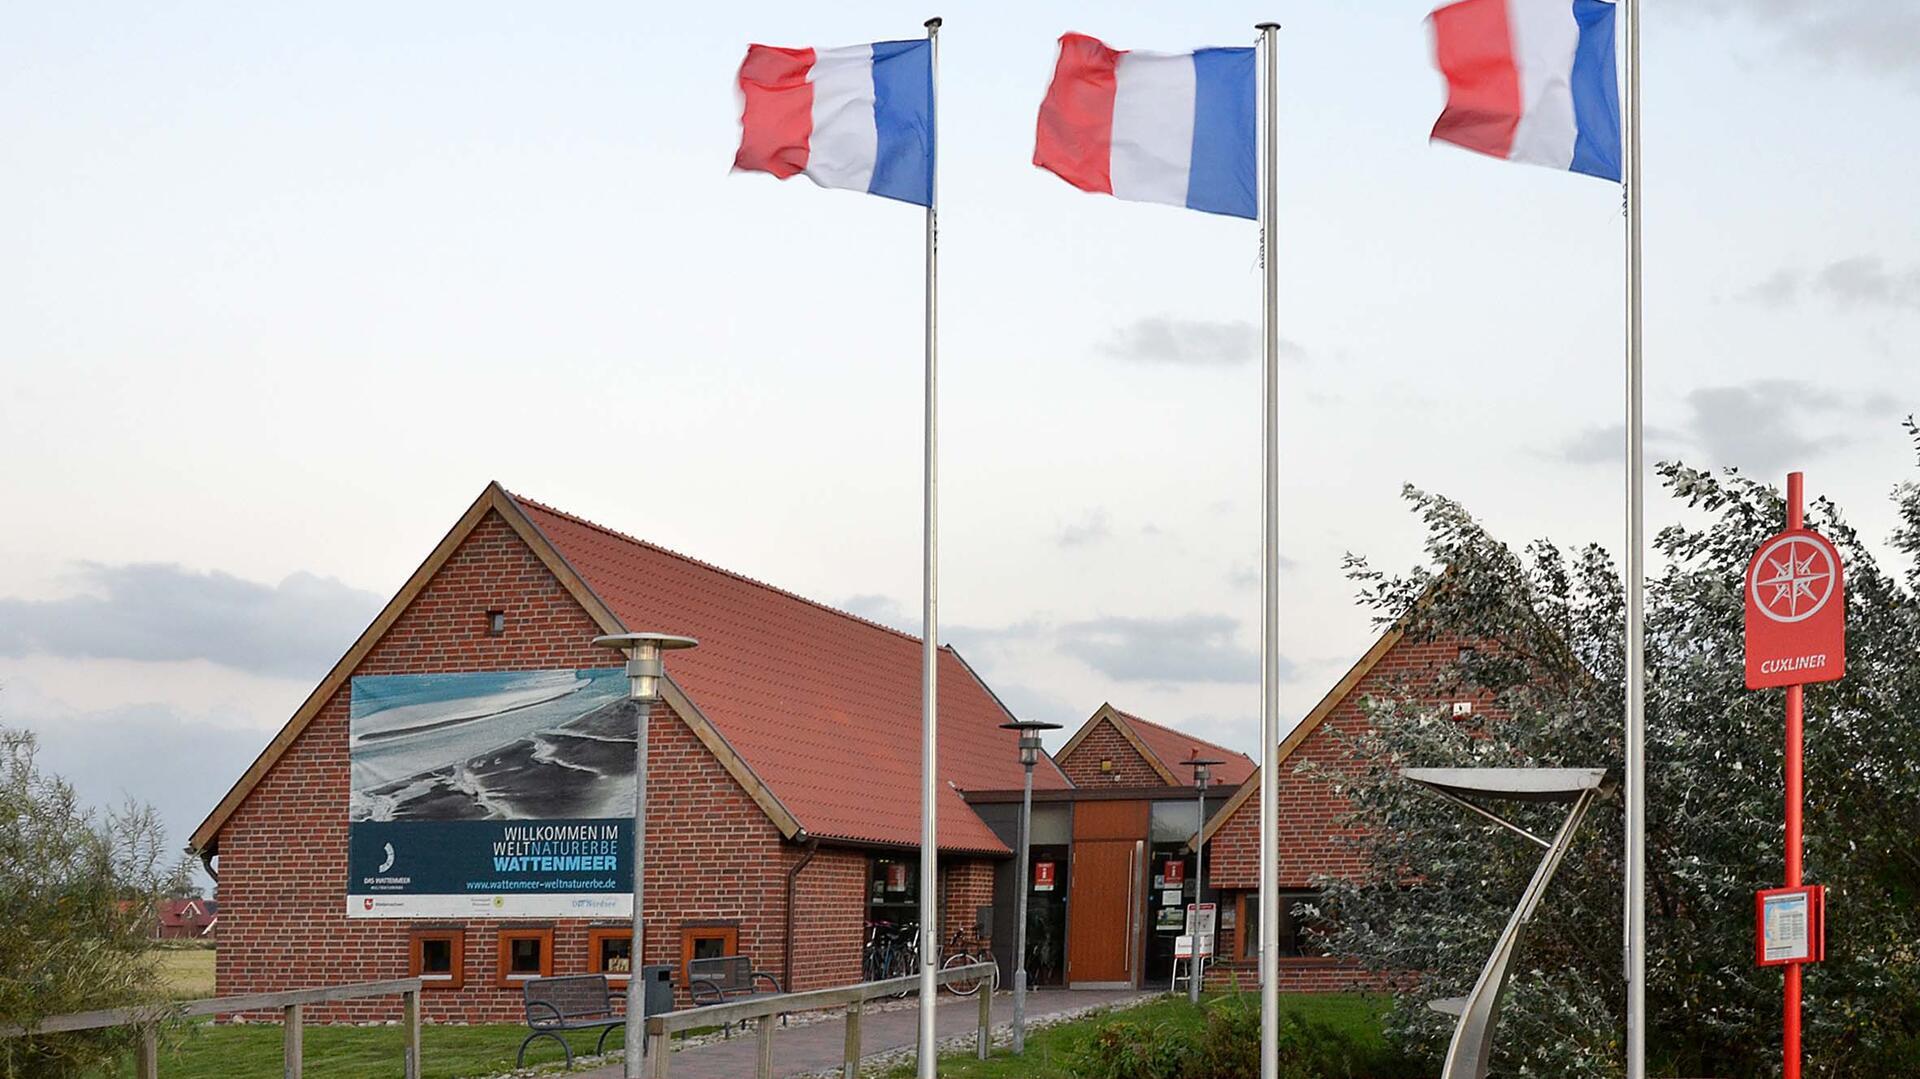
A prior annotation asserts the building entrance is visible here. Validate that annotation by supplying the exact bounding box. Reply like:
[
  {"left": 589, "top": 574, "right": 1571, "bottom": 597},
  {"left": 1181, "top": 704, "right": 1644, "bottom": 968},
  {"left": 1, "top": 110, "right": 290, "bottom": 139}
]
[{"left": 1066, "top": 800, "right": 1148, "bottom": 988}]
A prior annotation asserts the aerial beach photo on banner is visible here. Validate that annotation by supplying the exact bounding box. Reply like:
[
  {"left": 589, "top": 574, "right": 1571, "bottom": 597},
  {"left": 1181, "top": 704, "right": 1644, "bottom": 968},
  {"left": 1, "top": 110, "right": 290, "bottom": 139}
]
[{"left": 346, "top": 667, "right": 637, "bottom": 919}]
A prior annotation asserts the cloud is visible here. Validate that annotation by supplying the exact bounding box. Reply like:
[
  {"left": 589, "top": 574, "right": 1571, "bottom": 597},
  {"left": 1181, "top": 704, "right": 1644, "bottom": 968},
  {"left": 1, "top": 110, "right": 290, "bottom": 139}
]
[
  {"left": 0, "top": 563, "right": 382, "bottom": 679},
  {"left": 1550, "top": 423, "right": 1687, "bottom": 465},
  {"left": 1739, "top": 269, "right": 1801, "bottom": 307},
  {"left": 837, "top": 593, "right": 919, "bottom": 635},
  {"left": 1682, "top": 1, "right": 1920, "bottom": 80},
  {"left": 1814, "top": 257, "right": 1920, "bottom": 310},
  {"left": 1226, "top": 558, "right": 1298, "bottom": 591},
  {"left": 1552, "top": 381, "right": 1881, "bottom": 474},
  {"left": 1741, "top": 257, "right": 1920, "bottom": 312},
  {"left": 1056, "top": 510, "right": 1112, "bottom": 548},
  {"left": 1100, "top": 317, "right": 1306, "bottom": 367},
  {"left": 1057, "top": 613, "right": 1277, "bottom": 684},
  {"left": 1680, "top": 381, "right": 1850, "bottom": 474},
  {"left": 1, "top": 693, "right": 266, "bottom": 875}
]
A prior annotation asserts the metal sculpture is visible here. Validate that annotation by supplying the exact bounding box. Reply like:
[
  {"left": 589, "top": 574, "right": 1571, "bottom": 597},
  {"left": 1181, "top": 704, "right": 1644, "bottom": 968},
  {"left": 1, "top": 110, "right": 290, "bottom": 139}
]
[{"left": 1402, "top": 767, "right": 1615, "bottom": 1079}]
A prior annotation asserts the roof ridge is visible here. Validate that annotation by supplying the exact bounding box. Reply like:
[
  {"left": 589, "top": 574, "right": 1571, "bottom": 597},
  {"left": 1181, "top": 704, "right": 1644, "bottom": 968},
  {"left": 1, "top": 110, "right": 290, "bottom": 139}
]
[
  {"left": 508, "top": 491, "right": 941, "bottom": 651},
  {"left": 1114, "top": 708, "right": 1255, "bottom": 763}
]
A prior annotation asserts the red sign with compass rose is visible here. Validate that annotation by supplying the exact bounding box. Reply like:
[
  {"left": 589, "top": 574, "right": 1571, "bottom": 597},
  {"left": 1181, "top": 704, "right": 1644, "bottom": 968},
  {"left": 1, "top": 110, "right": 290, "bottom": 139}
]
[{"left": 1744, "top": 527, "right": 1846, "bottom": 689}]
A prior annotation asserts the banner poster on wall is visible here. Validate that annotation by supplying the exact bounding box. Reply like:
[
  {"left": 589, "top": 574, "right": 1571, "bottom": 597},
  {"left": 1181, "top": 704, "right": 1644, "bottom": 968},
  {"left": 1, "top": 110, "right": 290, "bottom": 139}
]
[{"left": 345, "top": 667, "right": 636, "bottom": 918}]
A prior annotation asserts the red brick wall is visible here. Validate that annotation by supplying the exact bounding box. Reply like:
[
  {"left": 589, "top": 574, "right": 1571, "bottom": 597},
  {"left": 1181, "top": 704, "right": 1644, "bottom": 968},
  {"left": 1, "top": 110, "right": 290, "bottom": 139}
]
[
  {"left": 1202, "top": 892, "right": 1380, "bottom": 993},
  {"left": 787, "top": 848, "right": 866, "bottom": 991},
  {"left": 940, "top": 859, "right": 997, "bottom": 948},
  {"left": 213, "top": 510, "right": 838, "bottom": 1022},
  {"left": 1207, "top": 634, "right": 1498, "bottom": 893},
  {"left": 1058, "top": 718, "right": 1166, "bottom": 788}
]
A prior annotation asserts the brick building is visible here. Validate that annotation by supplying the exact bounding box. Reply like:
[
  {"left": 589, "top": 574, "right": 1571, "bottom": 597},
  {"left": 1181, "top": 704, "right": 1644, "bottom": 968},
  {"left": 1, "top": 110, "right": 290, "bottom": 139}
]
[
  {"left": 189, "top": 482, "right": 1069, "bottom": 1022},
  {"left": 1194, "top": 619, "right": 1491, "bottom": 992},
  {"left": 963, "top": 704, "right": 1254, "bottom": 990}
]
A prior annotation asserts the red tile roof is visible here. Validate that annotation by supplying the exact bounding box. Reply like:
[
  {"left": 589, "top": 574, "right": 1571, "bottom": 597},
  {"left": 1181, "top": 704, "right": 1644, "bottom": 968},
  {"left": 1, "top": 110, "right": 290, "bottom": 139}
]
[
  {"left": 513, "top": 494, "right": 1072, "bottom": 855},
  {"left": 1111, "top": 708, "right": 1257, "bottom": 787}
]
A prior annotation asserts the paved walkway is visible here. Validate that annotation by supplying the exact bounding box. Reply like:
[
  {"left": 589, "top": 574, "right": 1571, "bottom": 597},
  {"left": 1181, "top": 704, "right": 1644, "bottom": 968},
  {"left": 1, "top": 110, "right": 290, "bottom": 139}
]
[{"left": 573, "top": 988, "right": 1148, "bottom": 1079}]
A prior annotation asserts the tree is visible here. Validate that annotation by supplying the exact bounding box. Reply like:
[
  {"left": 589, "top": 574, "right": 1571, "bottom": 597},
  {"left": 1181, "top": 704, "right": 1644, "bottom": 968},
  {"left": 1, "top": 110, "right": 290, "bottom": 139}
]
[
  {"left": 0, "top": 725, "right": 188, "bottom": 1078},
  {"left": 1314, "top": 429, "right": 1920, "bottom": 1077}
]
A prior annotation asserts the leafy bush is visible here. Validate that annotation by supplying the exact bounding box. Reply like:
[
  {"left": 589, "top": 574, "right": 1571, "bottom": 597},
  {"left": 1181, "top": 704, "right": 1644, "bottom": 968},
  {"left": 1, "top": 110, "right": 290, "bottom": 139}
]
[
  {"left": 1072, "top": 994, "right": 1422, "bottom": 1079},
  {"left": 1317, "top": 428, "right": 1920, "bottom": 1077},
  {"left": 1, "top": 727, "right": 190, "bottom": 1078}
]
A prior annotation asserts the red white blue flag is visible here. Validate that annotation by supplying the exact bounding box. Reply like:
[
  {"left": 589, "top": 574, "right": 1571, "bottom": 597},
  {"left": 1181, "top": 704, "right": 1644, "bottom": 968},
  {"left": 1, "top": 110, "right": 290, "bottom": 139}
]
[
  {"left": 1429, "top": 0, "right": 1621, "bottom": 181},
  {"left": 1033, "top": 33, "right": 1257, "bottom": 220},
  {"left": 733, "top": 40, "right": 934, "bottom": 207}
]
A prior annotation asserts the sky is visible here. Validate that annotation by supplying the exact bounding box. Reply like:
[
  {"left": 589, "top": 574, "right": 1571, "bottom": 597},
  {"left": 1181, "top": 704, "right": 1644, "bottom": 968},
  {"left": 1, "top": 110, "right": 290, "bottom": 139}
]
[{"left": 3, "top": 2, "right": 1916, "bottom": 875}]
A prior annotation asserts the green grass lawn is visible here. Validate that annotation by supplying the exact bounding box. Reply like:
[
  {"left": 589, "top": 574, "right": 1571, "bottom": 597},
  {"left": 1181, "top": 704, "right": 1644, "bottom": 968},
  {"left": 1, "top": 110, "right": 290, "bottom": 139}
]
[
  {"left": 109, "top": 1020, "right": 621, "bottom": 1079},
  {"left": 880, "top": 992, "right": 1398, "bottom": 1078}
]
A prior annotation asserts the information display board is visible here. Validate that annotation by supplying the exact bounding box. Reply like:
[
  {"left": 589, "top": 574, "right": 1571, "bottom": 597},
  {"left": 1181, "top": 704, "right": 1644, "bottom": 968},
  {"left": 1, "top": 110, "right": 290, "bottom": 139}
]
[
  {"left": 346, "top": 667, "right": 634, "bottom": 918},
  {"left": 1755, "top": 885, "right": 1825, "bottom": 967}
]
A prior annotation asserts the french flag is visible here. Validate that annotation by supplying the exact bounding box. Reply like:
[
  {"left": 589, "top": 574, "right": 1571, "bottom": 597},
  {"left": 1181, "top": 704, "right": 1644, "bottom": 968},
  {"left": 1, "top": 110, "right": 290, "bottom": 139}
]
[
  {"left": 1429, "top": 0, "right": 1621, "bottom": 181},
  {"left": 733, "top": 40, "right": 934, "bottom": 207},
  {"left": 1033, "top": 33, "right": 1257, "bottom": 221}
]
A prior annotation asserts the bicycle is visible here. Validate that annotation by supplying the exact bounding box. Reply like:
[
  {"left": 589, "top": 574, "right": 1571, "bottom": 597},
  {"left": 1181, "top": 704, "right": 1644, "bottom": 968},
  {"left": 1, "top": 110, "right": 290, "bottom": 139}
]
[
  {"left": 863, "top": 920, "right": 918, "bottom": 997},
  {"left": 939, "top": 927, "right": 999, "bottom": 997}
]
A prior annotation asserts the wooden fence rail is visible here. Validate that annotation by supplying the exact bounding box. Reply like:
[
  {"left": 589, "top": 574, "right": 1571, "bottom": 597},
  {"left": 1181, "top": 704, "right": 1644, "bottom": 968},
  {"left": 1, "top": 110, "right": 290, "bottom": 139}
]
[
  {"left": 0, "top": 977, "right": 425, "bottom": 1079},
  {"left": 643, "top": 962, "right": 996, "bottom": 1079}
]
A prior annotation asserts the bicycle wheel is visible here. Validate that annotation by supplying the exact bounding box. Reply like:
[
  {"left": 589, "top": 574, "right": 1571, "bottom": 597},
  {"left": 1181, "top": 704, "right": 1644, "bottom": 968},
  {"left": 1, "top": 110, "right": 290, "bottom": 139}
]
[
  {"left": 888, "top": 944, "right": 914, "bottom": 997},
  {"left": 943, "top": 951, "right": 984, "bottom": 996}
]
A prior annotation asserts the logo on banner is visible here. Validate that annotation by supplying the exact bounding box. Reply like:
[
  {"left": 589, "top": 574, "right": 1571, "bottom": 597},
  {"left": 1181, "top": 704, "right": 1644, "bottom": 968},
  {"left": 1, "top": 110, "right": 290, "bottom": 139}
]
[
  {"left": 378, "top": 843, "right": 397, "bottom": 873},
  {"left": 1744, "top": 528, "right": 1846, "bottom": 689}
]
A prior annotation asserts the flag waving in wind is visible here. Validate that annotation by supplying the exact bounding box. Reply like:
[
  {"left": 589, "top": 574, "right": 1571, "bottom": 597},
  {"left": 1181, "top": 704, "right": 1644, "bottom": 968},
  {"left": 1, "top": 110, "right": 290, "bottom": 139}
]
[
  {"left": 1033, "top": 33, "right": 1256, "bottom": 220},
  {"left": 1428, "top": 0, "right": 1621, "bottom": 181},
  {"left": 733, "top": 40, "right": 934, "bottom": 207}
]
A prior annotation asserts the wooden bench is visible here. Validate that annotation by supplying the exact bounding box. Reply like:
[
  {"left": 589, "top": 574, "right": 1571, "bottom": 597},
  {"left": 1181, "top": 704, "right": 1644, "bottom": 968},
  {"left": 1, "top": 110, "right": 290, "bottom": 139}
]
[
  {"left": 519, "top": 974, "right": 625, "bottom": 1068},
  {"left": 687, "top": 956, "right": 783, "bottom": 1037}
]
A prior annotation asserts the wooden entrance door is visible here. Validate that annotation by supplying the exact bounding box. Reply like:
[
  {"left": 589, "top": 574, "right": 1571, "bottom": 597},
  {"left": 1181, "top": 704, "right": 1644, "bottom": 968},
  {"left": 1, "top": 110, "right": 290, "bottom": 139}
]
[
  {"left": 1067, "top": 800, "right": 1149, "bottom": 987},
  {"left": 1067, "top": 840, "right": 1140, "bottom": 986}
]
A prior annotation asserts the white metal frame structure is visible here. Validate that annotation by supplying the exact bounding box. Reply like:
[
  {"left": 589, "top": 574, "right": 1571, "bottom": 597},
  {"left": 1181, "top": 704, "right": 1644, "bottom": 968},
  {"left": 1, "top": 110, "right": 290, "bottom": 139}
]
[{"left": 1402, "top": 767, "right": 1616, "bottom": 1079}]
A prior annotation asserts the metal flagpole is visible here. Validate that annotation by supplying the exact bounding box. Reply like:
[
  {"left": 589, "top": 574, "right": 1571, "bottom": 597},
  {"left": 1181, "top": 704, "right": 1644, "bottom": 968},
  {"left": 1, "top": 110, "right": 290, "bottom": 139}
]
[
  {"left": 916, "top": 16, "right": 942, "bottom": 1079},
  {"left": 1255, "top": 20, "right": 1282, "bottom": 1079},
  {"left": 1622, "top": 0, "right": 1647, "bottom": 1076}
]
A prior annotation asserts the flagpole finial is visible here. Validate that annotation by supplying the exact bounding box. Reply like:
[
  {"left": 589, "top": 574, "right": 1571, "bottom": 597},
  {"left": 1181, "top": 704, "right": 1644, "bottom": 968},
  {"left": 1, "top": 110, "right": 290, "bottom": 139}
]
[
  {"left": 1255, "top": 21, "right": 1281, "bottom": 31},
  {"left": 924, "top": 16, "right": 942, "bottom": 30}
]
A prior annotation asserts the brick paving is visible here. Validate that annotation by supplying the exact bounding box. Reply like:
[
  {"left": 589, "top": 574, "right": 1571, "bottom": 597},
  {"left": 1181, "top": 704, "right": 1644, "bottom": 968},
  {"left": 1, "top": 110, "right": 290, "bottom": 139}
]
[{"left": 571, "top": 988, "right": 1149, "bottom": 1078}]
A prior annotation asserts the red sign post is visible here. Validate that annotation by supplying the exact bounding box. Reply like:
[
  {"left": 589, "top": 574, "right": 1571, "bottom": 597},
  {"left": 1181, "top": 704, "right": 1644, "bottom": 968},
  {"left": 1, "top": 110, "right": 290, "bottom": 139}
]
[{"left": 1744, "top": 472, "right": 1845, "bottom": 1079}]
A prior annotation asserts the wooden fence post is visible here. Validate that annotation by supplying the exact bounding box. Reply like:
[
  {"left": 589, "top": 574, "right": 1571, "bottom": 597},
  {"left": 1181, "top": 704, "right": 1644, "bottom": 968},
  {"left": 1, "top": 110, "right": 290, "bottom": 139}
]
[
  {"left": 282, "top": 1003, "right": 303, "bottom": 1079},
  {"left": 136, "top": 1023, "right": 158, "bottom": 1079},
  {"left": 976, "top": 982, "right": 991, "bottom": 1060},
  {"left": 649, "top": 1022, "right": 671, "bottom": 1079},
  {"left": 842, "top": 1001, "right": 862, "bottom": 1079},
  {"left": 403, "top": 987, "right": 421, "bottom": 1079},
  {"left": 756, "top": 1015, "right": 776, "bottom": 1078}
]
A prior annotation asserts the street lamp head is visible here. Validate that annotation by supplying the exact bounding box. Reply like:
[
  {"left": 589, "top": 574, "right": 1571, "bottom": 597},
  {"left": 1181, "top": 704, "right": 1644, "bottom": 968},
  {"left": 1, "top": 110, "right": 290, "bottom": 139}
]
[
  {"left": 1181, "top": 754, "right": 1226, "bottom": 791},
  {"left": 999, "top": 718, "right": 1063, "bottom": 768},
  {"left": 593, "top": 632, "right": 698, "bottom": 703}
]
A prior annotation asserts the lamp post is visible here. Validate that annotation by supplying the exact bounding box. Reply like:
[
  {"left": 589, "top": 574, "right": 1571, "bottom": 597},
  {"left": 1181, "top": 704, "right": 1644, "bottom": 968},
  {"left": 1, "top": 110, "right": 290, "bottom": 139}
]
[
  {"left": 594, "top": 631, "right": 698, "bottom": 1079},
  {"left": 1181, "top": 754, "right": 1224, "bottom": 1004},
  {"left": 999, "top": 718, "right": 1061, "bottom": 1055}
]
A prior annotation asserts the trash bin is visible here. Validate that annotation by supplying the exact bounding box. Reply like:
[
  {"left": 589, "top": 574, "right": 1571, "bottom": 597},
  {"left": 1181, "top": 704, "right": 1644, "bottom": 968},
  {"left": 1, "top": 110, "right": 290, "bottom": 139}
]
[{"left": 641, "top": 963, "right": 674, "bottom": 1018}]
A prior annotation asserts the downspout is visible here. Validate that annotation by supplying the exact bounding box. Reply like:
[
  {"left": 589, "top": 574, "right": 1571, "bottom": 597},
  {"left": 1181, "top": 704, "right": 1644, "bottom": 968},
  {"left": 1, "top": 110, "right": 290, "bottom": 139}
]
[
  {"left": 194, "top": 845, "right": 218, "bottom": 883},
  {"left": 783, "top": 835, "right": 819, "bottom": 991}
]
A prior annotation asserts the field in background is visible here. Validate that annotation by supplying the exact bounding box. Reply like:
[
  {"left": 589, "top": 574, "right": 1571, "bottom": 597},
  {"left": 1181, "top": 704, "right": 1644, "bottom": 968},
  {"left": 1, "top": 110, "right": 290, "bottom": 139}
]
[{"left": 151, "top": 944, "right": 215, "bottom": 1000}]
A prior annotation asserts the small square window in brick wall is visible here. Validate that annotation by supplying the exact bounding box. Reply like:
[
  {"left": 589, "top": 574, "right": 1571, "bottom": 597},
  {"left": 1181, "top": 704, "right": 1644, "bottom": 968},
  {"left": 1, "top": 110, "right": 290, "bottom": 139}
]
[
  {"left": 1206, "top": 634, "right": 1508, "bottom": 895},
  {"left": 1057, "top": 718, "right": 1167, "bottom": 787}
]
